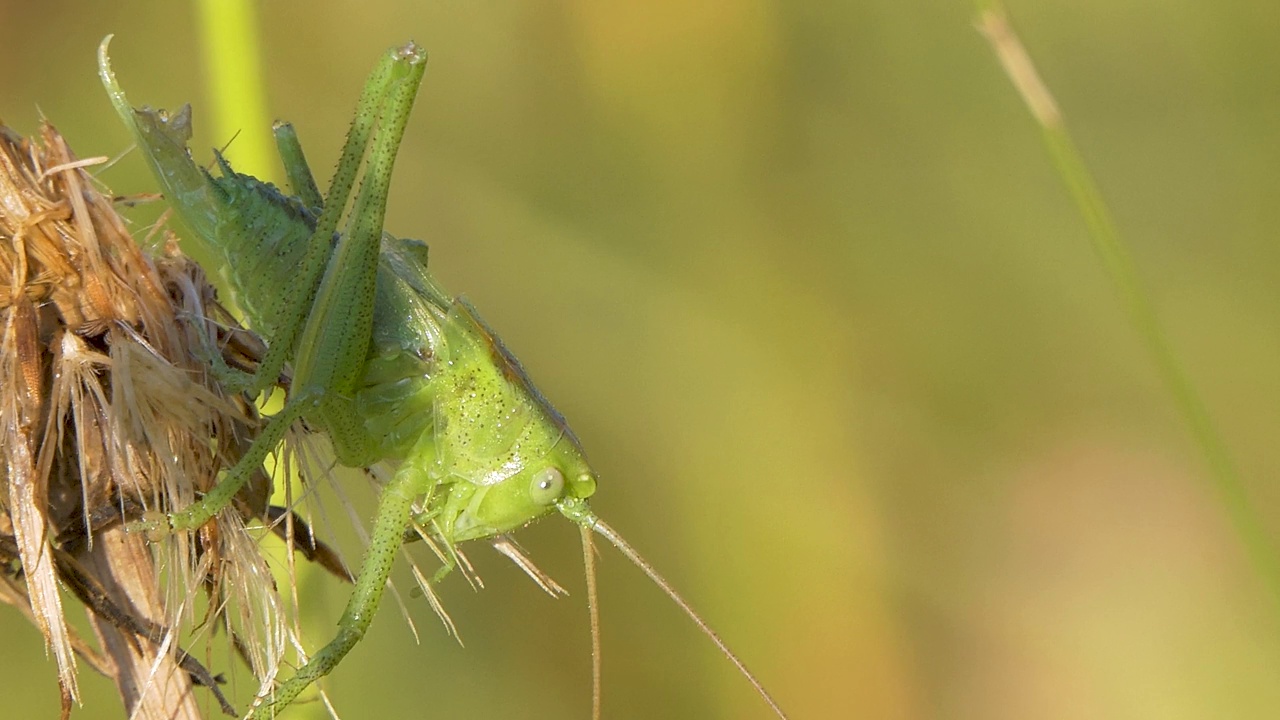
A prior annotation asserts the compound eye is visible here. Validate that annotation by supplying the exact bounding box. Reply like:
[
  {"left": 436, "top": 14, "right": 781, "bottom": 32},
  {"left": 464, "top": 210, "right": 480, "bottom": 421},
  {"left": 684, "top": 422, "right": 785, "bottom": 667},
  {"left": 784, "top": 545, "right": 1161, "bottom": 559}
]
[{"left": 530, "top": 467, "right": 565, "bottom": 506}]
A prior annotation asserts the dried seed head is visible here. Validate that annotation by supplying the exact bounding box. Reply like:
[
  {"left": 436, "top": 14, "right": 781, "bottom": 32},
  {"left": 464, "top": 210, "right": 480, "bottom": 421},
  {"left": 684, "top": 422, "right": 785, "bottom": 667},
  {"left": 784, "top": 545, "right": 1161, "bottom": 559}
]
[{"left": 0, "top": 122, "right": 285, "bottom": 717}]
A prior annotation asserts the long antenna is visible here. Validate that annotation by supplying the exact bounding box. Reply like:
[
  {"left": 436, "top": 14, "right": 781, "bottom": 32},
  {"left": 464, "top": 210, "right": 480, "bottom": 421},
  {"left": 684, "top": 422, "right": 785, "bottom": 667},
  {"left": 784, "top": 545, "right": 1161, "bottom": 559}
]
[
  {"left": 580, "top": 525, "right": 602, "bottom": 720},
  {"left": 589, "top": 518, "right": 789, "bottom": 720}
]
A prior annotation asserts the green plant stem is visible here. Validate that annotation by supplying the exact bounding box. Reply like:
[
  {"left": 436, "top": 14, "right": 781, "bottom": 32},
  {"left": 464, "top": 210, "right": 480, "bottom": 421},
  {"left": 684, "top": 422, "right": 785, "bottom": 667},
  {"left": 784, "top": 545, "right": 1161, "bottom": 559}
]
[
  {"left": 195, "top": 0, "right": 275, "bottom": 180},
  {"left": 978, "top": 3, "right": 1280, "bottom": 610}
]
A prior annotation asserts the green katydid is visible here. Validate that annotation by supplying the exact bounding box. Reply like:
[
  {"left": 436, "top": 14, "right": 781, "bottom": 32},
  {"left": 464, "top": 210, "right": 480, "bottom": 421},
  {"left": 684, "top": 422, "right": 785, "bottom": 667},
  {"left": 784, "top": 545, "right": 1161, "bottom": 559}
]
[{"left": 98, "top": 37, "right": 786, "bottom": 720}]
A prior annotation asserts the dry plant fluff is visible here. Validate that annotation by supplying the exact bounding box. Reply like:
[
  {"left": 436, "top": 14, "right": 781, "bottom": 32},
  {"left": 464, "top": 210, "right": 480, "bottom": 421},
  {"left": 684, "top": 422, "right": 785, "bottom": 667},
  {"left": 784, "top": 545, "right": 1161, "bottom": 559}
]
[{"left": 0, "top": 122, "right": 310, "bottom": 719}]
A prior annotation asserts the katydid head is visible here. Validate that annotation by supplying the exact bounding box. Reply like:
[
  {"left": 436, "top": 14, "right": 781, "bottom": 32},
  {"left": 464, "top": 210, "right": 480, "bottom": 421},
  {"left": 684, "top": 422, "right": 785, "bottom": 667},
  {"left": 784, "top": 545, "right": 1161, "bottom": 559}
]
[
  {"left": 446, "top": 442, "right": 597, "bottom": 542},
  {"left": 431, "top": 298, "right": 599, "bottom": 542}
]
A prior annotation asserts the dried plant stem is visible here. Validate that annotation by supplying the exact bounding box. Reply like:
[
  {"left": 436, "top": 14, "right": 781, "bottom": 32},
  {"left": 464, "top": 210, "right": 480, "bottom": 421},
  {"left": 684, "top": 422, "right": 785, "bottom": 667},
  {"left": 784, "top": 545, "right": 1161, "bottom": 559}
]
[
  {"left": 2, "top": 120, "right": 277, "bottom": 719},
  {"left": 80, "top": 527, "right": 202, "bottom": 720}
]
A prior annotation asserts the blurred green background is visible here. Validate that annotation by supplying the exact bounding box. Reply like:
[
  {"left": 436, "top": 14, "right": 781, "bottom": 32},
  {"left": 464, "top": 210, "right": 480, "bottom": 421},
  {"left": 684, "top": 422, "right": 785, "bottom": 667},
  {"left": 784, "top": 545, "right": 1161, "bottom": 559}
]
[{"left": 4, "top": 0, "right": 1280, "bottom": 718}]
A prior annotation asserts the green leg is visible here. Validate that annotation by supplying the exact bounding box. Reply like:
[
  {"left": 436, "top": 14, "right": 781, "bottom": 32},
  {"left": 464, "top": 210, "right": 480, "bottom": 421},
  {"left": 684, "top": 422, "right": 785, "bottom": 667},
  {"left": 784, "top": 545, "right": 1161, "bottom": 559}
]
[
  {"left": 222, "top": 45, "right": 415, "bottom": 400},
  {"left": 129, "top": 394, "right": 313, "bottom": 538},
  {"left": 402, "top": 506, "right": 461, "bottom": 585},
  {"left": 289, "top": 46, "right": 426, "bottom": 402},
  {"left": 248, "top": 440, "right": 434, "bottom": 719},
  {"left": 429, "top": 556, "right": 457, "bottom": 585},
  {"left": 194, "top": 312, "right": 261, "bottom": 391},
  {"left": 272, "top": 121, "right": 323, "bottom": 211}
]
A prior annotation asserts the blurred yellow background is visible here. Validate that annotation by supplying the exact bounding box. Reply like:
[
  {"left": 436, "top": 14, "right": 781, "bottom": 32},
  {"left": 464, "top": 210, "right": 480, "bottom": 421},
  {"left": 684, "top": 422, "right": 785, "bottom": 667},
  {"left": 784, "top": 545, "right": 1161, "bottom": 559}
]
[{"left": 4, "top": 1, "right": 1280, "bottom": 718}]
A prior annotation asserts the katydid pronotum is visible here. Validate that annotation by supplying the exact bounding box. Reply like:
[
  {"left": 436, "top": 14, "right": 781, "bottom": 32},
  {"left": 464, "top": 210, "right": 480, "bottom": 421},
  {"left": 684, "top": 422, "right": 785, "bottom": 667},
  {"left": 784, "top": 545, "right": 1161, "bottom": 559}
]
[{"left": 99, "top": 37, "right": 786, "bottom": 719}]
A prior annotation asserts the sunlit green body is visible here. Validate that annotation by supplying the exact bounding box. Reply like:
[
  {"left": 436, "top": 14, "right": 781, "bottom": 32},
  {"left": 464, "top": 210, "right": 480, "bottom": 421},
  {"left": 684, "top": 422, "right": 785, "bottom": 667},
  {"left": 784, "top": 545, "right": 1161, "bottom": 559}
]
[
  {"left": 99, "top": 37, "right": 785, "bottom": 720},
  {"left": 100, "top": 39, "right": 599, "bottom": 718},
  {"left": 101, "top": 41, "right": 595, "bottom": 549}
]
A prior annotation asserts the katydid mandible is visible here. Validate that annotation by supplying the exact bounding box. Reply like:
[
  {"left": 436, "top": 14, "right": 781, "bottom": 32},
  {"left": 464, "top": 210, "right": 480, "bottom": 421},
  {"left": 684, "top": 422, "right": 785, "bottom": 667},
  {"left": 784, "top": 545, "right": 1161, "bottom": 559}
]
[{"left": 99, "top": 37, "right": 786, "bottom": 719}]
